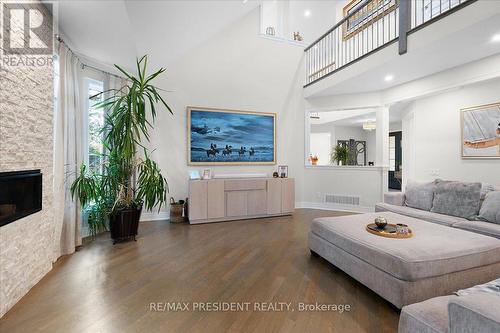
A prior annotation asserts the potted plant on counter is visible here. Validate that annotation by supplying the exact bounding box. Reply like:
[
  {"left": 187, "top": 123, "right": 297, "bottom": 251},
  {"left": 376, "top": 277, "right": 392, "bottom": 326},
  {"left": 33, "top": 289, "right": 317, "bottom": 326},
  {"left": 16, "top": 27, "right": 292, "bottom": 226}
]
[
  {"left": 331, "top": 144, "right": 349, "bottom": 166},
  {"left": 71, "top": 55, "right": 172, "bottom": 243}
]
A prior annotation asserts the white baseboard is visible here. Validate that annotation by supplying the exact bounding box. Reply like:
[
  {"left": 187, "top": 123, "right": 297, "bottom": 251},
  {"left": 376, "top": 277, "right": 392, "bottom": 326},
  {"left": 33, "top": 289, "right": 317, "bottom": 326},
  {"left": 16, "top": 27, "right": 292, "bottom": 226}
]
[
  {"left": 140, "top": 203, "right": 373, "bottom": 222},
  {"left": 295, "top": 201, "right": 374, "bottom": 214},
  {"left": 140, "top": 211, "right": 170, "bottom": 222}
]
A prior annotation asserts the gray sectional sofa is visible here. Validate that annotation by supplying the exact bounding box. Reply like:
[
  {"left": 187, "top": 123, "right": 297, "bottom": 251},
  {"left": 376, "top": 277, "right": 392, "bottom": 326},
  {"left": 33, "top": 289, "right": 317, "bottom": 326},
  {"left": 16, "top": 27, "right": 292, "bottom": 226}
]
[
  {"left": 376, "top": 180, "right": 500, "bottom": 239},
  {"left": 374, "top": 180, "right": 500, "bottom": 332},
  {"left": 399, "top": 279, "right": 500, "bottom": 333},
  {"left": 309, "top": 178, "right": 500, "bottom": 332}
]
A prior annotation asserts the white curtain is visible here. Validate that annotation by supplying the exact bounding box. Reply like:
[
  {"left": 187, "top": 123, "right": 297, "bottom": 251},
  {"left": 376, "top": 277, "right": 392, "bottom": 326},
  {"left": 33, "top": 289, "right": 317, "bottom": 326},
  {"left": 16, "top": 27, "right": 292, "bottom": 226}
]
[
  {"left": 105, "top": 74, "right": 127, "bottom": 97},
  {"left": 53, "top": 41, "right": 84, "bottom": 259}
]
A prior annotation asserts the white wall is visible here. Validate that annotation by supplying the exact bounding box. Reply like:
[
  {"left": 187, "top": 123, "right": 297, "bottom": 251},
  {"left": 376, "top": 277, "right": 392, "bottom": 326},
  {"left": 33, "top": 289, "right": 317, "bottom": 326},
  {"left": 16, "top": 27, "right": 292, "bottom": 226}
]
[
  {"left": 299, "top": 167, "right": 385, "bottom": 211},
  {"left": 288, "top": 0, "right": 339, "bottom": 43},
  {"left": 366, "top": 129, "right": 377, "bottom": 164},
  {"left": 408, "top": 78, "right": 500, "bottom": 186},
  {"left": 309, "top": 132, "right": 331, "bottom": 165},
  {"left": 144, "top": 8, "right": 306, "bottom": 219},
  {"left": 145, "top": 6, "right": 390, "bottom": 216},
  {"left": 390, "top": 122, "right": 402, "bottom": 132}
]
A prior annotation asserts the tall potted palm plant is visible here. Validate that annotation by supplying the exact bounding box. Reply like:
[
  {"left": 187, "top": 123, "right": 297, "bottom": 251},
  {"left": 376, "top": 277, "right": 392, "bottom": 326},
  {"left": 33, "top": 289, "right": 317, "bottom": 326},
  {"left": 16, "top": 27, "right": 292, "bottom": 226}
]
[
  {"left": 331, "top": 144, "right": 349, "bottom": 166},
  {"left": 71, "top": 55, "right": 172, "bottom": 243}
]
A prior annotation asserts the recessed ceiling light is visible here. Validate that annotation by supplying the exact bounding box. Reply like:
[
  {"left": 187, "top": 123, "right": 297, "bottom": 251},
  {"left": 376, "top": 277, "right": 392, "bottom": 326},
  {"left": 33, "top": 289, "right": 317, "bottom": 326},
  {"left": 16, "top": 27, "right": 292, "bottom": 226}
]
[
  {"left": 304, "top": 10, "right": 311, "bottom": 17},
  {"left": 384, "top": 74, "right": 394, "bottom": 82},
  {"left": 492, "top": 33, "right": 500, "bottom": 43},
  {"left": 242, "top": 0, "right": 248, "bottom": 3}
]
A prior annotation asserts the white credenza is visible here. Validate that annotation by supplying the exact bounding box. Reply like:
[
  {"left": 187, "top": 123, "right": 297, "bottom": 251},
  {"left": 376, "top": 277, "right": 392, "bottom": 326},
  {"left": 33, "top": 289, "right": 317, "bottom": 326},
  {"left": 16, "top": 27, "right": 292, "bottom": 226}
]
[{"left": 188, "top": 178, "right": 295, "bottom": 224}]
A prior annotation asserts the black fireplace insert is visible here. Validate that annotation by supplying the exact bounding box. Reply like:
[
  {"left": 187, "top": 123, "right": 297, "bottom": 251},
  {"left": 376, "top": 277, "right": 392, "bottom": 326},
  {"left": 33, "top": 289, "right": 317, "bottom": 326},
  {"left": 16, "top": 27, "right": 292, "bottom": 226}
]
[{"left": 0, "top": 170, "right": 42, "bottom": 227}]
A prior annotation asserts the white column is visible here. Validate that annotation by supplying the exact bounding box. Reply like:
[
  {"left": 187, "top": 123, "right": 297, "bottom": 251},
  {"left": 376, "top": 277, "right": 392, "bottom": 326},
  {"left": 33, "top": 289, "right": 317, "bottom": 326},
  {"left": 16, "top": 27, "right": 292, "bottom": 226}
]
[
  {"left": 402, "top": 107, "right": 416, "bottom": 190},
  {"left": 376, "top": 106, "right": 389, "bottom": 166},
  {"left": 376, "top": 106, "right": 390, "bottom": 197}
]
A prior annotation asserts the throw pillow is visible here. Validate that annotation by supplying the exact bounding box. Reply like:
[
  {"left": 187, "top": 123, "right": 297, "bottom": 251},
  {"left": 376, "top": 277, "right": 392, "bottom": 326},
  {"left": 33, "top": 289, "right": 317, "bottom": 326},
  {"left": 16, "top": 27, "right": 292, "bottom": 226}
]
[
  {"left": 455, "top": 278, "right": 500, "bottom": 296},
  {"left": 431, "top": 181, "right": 481, "bottom": 219},
  {"left": 404, "top": 180, "right": 436, "bottom": 211},
  {"left": 481, "top": 183, "right": 495, "bottom": 200},
  {"left": 476, "top": 191, "right": 500, "bottom": 224}
]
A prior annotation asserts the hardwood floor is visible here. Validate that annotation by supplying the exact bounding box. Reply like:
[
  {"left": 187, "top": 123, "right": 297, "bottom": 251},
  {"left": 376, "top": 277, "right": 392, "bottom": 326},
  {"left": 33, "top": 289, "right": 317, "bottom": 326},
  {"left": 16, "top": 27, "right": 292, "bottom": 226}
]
[{"left": 0, "top": 209, "right": 399, "bottom": 333}]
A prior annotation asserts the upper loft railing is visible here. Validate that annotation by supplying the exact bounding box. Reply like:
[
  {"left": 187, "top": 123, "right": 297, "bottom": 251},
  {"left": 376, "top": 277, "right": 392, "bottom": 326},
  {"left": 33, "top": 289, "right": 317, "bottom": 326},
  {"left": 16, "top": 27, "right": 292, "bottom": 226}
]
[{"left": 304, "top": 0, "right": 475, "bottom": 87}]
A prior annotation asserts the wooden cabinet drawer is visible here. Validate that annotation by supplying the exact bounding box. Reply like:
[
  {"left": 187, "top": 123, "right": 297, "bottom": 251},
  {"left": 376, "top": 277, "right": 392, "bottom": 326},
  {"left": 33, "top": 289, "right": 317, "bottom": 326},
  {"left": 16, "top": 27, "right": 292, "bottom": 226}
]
[{"left": 224, "top": 179, "right": 266, "bottom": 191}]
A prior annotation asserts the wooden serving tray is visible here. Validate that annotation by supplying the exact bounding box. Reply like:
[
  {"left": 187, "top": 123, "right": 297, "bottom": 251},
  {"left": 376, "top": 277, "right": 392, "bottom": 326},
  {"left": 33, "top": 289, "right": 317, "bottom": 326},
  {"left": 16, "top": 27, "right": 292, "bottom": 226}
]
[{"left": 366, "top": 223, "right": 413, "bottom": 239}]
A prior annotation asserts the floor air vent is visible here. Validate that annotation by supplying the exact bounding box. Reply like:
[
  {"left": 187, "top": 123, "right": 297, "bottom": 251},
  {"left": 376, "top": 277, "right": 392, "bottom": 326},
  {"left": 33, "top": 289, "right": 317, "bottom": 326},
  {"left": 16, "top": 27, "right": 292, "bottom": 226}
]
[{"left": 325, "top": 194, "right": 360, "bottom": 206}]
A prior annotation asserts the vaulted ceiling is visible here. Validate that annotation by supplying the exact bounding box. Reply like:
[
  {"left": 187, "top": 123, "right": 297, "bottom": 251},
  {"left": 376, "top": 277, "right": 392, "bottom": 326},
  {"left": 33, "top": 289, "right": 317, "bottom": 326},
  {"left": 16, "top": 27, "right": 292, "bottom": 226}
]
[
  {"left": 47, "top": 0, "right": 341, "bottom": 72},
  {"left": 50, "top": 0, "right": 261, "bottom": 70}
]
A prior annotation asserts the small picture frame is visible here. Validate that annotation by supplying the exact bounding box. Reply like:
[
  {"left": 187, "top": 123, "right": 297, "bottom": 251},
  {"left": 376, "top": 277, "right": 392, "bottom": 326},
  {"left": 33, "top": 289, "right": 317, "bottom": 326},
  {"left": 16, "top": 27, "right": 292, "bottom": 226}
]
[
  {"left": 202, "top": 169, "right": 211, "bottom": 180},
  {"left": 278, "top": 165, "right": 288, "bottom": 178},
  {"left": 189, "top": 170, "right": 201, "bottom": 180}
]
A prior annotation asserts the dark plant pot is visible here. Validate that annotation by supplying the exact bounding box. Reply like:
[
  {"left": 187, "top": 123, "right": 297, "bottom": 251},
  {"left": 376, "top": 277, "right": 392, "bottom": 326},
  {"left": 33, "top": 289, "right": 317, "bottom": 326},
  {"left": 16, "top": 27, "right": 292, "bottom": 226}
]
[{"left": 109, "top": 206, "right": 142, "bottom": 244}]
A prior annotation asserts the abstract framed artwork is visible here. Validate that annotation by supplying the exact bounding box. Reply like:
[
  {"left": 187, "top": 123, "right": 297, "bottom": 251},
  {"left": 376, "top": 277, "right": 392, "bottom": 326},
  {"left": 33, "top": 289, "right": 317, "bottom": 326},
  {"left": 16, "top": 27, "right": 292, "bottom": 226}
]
[
  {"left": 187, "top": 107, "right": 276, "bottom": 165},
  {"left": 461, "top": 102, "right": 500, "bottom": 159}
]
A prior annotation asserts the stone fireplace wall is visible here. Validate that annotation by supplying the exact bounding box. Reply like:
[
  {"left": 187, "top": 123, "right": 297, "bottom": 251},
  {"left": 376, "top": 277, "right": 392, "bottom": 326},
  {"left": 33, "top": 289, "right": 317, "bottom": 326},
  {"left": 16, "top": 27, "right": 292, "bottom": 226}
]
[{"left": 0, "top": 2, "right": 54, "bottom": 317}]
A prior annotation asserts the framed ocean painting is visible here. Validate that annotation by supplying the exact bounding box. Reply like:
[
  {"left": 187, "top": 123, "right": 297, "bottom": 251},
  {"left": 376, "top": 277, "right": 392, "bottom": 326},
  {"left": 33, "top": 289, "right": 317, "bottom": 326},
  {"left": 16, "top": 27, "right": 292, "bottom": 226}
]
[
  {"left": 461, "top": 102, "right": 500, "bottom": 159},
  {"left": 187, "top": 107, "right": 276, "bottom": 165}
]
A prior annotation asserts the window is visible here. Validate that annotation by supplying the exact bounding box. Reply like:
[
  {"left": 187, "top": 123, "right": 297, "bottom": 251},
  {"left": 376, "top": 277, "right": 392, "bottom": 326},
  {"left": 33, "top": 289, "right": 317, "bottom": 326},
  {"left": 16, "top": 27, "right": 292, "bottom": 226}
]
[{"left": 85, "top": 79, "right": 105, "bottom": 173}]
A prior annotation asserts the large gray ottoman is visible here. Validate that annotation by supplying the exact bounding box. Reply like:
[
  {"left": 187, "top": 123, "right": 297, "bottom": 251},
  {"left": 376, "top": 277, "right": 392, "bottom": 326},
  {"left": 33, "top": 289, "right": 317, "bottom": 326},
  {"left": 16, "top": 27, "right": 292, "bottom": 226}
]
[{"left": 308, "top": 212, "right": 500, "bottom": 308}]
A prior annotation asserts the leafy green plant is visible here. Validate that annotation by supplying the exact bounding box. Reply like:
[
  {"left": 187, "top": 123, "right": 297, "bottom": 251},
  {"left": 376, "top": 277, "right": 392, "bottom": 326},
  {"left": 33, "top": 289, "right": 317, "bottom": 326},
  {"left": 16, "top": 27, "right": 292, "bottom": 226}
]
[
  {"left": 331, "top": 144, "right": 349, "bottom": 166},
  {"left": 70, "top": 55, "right": 172, "bottom": 236}
]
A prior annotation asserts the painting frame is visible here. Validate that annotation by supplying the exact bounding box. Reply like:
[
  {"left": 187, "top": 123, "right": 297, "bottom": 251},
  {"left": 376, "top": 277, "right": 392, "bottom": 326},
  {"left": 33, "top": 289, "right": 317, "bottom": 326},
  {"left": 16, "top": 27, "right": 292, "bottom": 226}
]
[
  {"left": 278, "top": 165, "right": 288, "bottom": 178},
  {"left": 187, "top": 106, "right": 277, "bottom": 166},
  {"left": 342, "top": 0, "right": 398, "bottom": 41},
  {"left": 460, "top": 102, "right": 500, "bottom": 160}
]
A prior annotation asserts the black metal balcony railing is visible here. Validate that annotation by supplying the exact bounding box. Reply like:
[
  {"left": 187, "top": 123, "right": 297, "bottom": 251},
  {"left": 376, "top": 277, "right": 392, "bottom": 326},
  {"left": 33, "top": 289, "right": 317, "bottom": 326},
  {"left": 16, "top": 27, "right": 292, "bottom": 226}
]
[{"left": 304, "top": 0, "right": 474, "bottom": 87}]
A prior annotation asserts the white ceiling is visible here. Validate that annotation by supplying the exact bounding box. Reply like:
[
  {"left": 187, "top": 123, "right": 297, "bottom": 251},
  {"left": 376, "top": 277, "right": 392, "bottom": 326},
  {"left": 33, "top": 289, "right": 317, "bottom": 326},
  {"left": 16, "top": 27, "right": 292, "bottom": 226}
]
[
  {"left": 310, "top": 100, "right": 411, "bottom": 127},
  {"left": 310, "top": 109, "right": 376, "bottom": 126},
  {"left": 51, "top": 0, "right": 138, "bottom": 69},
  {"left": 49, "top": 0, "right": 261, "bottom": 70},
  {"left": 48, "top": 0, "right": 342, "bottom": 72},
  {"left": 331, "top": 112, "right": 377, "bottom": 127}
]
